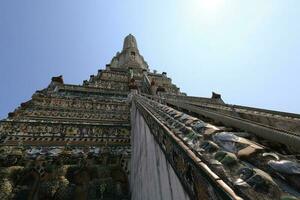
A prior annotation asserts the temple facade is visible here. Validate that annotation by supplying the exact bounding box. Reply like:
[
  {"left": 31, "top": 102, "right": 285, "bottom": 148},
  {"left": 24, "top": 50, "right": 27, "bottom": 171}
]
[{"left": 0, "top": 35, "right": 299, "bottom": 200}]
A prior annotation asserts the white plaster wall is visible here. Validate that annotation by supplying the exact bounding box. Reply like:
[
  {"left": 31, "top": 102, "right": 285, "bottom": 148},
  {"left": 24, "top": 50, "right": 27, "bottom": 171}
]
[{"left": 130, "top": 103, "right": 190, "bottom": 200}]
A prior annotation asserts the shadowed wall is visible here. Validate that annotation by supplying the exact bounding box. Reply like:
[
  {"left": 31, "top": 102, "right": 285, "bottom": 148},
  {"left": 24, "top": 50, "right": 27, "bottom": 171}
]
[{"left": 130, "top": 102, "right": 190, "bottom": 200}]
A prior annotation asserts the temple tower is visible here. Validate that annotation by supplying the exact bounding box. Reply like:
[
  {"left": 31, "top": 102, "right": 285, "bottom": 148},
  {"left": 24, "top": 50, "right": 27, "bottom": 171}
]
[{"left": 0, "top": 34, "right": 299, "bottom": 200}]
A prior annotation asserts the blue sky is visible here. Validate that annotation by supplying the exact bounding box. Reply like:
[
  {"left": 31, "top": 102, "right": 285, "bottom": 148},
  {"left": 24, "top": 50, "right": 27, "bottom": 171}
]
[{"left": 0, "top": 0, "right": 299, "bottom": 118}]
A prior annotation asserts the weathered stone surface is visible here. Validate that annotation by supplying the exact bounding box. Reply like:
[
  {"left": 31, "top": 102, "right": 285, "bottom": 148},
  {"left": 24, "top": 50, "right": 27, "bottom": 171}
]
[{"left": 130, "top": 102, "right": 190, "bottom": 200}]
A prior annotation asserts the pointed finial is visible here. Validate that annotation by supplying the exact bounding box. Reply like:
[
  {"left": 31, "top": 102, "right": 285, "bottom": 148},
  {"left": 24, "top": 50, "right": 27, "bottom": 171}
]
[{"left": 123, "top": 34, "right": 138, "bottom": 50}]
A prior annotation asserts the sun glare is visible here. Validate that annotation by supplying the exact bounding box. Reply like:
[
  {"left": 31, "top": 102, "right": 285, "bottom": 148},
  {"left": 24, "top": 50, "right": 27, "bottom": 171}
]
[
  {"left": 201, "top": 0, "right": 223, "bottom": 12},
  {"left": 197, "top": 0, "right": 224, "bottom": 13},
  {"left": 183, "top": 0, "right": 225, "bottom": 25}
]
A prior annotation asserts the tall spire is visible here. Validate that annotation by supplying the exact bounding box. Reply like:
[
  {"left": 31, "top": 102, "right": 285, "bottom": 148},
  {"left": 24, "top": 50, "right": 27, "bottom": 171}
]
[
  {"left": 109, "top": 34, "right": 148, "bottom": 70},
  {"left": 123, "top": 34, "right": 138, "bottom": 50}
]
